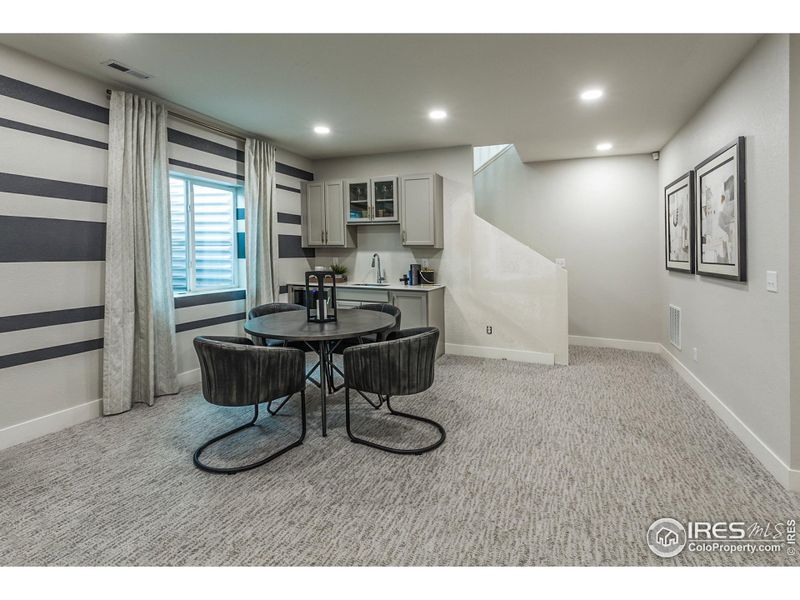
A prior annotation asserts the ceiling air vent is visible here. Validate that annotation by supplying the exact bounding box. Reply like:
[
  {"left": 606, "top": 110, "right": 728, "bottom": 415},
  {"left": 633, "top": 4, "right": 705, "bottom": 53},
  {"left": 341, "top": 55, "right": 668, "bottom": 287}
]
[{"left": 102, "top": 60, "right": 152, "bottom": 80}]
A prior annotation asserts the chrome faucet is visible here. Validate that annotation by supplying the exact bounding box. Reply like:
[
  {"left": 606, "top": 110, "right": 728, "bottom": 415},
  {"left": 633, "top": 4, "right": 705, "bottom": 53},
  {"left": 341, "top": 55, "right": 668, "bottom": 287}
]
[{"left": 371, "top": 253, "right": 385, "bottom": 284}]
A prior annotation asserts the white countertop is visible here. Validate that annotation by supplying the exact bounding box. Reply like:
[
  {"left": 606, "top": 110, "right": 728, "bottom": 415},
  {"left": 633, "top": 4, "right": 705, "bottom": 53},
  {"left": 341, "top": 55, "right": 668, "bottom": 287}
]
[{"left": 287, "top": 281, "right": 445, "bottom": 292}]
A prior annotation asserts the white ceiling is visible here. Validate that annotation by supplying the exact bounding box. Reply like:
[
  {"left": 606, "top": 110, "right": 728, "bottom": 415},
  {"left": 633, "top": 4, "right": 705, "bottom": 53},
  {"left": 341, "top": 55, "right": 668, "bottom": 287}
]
[{"left": 0, "top": 34, "right": 760, "bottom": 162}]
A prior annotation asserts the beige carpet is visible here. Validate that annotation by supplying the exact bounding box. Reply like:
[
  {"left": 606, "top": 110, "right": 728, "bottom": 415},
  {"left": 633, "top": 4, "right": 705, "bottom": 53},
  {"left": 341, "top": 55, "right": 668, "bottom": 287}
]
[{"left": 1, "top": 347, "right": 799, "bottom": 566}]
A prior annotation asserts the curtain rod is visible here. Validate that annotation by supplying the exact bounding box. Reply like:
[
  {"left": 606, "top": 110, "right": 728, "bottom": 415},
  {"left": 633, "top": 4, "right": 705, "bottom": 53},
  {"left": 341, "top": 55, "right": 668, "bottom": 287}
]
[{"left": 106, "top": 88, "right": 248, "bottom": 143}]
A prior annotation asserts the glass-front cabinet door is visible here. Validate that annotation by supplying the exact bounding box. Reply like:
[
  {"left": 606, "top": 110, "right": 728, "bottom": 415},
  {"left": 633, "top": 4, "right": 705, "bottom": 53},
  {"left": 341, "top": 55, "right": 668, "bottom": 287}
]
[
  {"left": 346, "top": 180, "right": 371, "bottom": 223},
  {"left": 371, "top": 176, "right": 399, "bottom": 222}
]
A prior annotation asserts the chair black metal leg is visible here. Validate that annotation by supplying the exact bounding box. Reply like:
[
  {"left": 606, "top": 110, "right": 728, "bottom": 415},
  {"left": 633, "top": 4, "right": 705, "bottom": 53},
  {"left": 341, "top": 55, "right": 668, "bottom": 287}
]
[
  {"left": 344, "top": 388, "right": 445, "bottom": 455},
  {"left": 328, "top": 361, "right": 347, "bottom": 394},
  {"left": 306, "top": 359, "right": 321, "bottom": 386},
  {"left": 267, "top": 393, "right": 294, "bottom": 416},
  {"left": 354, "top": 386, "right": 382, "bottom": 409},
  {"left": 319, "top": 341, "right": 328, "bottom": 437},
  {"left": 327, "top": 359, "right": 336, "bottom": 394},
  {"left": 193, "top": 391, "right": 306, "bottom": 474}
]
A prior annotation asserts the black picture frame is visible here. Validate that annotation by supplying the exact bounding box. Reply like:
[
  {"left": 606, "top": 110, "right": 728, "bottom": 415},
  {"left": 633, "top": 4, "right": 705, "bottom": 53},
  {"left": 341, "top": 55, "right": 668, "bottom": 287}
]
[
  {"left": 664, "top": 171, "right": 695, "bottom": 274},
  {"left": 694, "top": 137, "right": 746, "bottom": 281}
]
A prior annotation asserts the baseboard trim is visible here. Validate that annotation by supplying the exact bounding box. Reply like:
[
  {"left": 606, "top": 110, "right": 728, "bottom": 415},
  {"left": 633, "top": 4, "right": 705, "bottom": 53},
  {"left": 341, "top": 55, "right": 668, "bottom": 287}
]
[
  {"left": 0, "top": 397, "right": 102, "bottom": 451},
  {"left": 178, "top": 367, "right": 201, "bottom": 388},
  {"left": 0, "top": 367, "right": 202, "bottom": 451},
  {"left": 569, "top": 335, "right": 661, "bottom": 353},
  {"left": 445, "top": 343, "right": 555, "bottom": 365},
  {"left": 568, "top": 335, "right": 799, "bottom": 492},
  {"left": 659, "top": 344, "right": 800, "bottom": 492}
]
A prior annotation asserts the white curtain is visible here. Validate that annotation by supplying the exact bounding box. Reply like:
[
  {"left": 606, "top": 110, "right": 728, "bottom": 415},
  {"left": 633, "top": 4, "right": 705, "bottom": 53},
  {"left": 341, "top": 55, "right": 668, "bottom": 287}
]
[
  {"left": 103, "top": 91, "right": 179, "bottom": 416},
  {"left": 244, "top": 138, "right": 278, "bottom": 313}
]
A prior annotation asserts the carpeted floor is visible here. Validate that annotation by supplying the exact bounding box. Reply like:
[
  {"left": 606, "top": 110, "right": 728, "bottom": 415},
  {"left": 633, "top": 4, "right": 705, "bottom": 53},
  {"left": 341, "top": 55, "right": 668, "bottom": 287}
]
[{"left": 1, "top": 347, "right": 799, "bottom": 566}]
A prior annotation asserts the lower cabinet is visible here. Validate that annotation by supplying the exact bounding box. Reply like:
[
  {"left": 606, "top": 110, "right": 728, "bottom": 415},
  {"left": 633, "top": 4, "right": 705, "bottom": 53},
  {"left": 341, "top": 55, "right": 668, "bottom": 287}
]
[
  {"left": 388, "top": 289, "right": 445, "bottom": 356},
  {"left": 389, "top": 291, "right": 427, "bottom": 329}
]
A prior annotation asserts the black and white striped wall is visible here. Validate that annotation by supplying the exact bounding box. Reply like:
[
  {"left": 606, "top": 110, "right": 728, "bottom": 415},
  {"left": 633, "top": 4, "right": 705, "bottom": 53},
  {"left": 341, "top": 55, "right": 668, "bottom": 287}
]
[{"left": 0, "top": 43, "right": 313, "bottom": 448}]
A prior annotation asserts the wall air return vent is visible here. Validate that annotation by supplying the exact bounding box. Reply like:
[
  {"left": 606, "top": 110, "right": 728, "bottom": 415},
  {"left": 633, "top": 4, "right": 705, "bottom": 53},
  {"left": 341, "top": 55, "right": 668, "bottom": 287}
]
[
  {"left": 102, "top": 60, "right": 152, "bottom": 80},
  {"left": 669, "top": 304, "right": 681, "bottom": 350}
]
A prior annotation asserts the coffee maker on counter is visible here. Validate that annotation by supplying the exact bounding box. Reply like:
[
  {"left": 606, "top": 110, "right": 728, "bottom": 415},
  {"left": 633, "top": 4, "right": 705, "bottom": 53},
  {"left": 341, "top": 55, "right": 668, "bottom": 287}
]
[{"left": 406, "top": 263, "right": 435, "bottom": 285}]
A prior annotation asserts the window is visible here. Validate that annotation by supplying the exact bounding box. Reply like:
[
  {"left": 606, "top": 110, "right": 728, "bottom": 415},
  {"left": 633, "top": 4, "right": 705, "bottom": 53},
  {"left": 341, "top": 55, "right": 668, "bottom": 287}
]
[{"left": 169, "top": 174, "right": 239, "bottom": 293}]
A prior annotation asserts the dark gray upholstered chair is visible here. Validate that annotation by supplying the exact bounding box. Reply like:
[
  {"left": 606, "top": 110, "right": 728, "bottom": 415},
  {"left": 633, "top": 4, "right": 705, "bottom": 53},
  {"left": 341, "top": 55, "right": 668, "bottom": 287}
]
[
  {"left": 343, "top": 327, "right": 444, "bottom": 455},
  {"left": 336, "top": 303, "right": 402, "bottom": 348},
  {"left": 326, "top": 303, "right": 401, "bottom": 398},
  {"left": 192, "top": 336, "right": 306, "bottom": 474},
  {"left": 247, "top": 302, "right": 307, "bottom": 349},
  {"left": 247, "top": 302, "right": 314, "bottom": 415}
]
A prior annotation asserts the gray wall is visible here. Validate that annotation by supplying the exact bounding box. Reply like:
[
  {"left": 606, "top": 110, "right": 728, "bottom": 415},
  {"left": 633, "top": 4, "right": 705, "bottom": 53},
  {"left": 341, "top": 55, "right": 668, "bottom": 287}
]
[
  {"left": 0, "top": 43, "right": 313, "bottom": 438},
  {"left": 475, "top": 148, "right": 660, "bottom": 342},
  {"left": 658, "top": 34, "right": 792, "bottom": 465}
]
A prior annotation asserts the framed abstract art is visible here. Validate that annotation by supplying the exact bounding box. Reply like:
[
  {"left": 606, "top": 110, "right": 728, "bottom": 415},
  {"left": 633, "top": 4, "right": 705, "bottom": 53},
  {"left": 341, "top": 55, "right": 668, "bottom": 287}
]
[
  {"left": 664, "top": 171, "right": 694, "bottom": 273},
  {"left": 694, "top": 137, "right": 746, "bottom": 281}
]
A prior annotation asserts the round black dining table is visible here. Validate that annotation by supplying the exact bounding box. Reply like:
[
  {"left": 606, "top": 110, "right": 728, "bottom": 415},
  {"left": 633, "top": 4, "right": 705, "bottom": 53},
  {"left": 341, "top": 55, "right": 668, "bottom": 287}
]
[{"left": 244, "top": 309, "right": 395, "bottom": 436}]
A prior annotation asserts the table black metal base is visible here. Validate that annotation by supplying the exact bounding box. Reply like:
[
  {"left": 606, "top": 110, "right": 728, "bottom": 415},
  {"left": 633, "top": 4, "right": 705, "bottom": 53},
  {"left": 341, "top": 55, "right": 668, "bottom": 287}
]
[
  {"left": 271, "top": 343, "right": 382, "bottom": 432},
  {"left": 244, "top": 309, "right": 396, "bottom": 438}
]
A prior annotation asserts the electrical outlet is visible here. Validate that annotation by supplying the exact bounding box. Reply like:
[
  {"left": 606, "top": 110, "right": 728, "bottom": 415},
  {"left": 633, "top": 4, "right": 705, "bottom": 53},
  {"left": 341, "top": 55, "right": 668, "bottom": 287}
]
[
  {"left": 486, "top": 325, "right": 493, "bottom": 335},
  {"left": 421, "top": 259, "right": 429, "bottom": 268},
  {"left": 766, "top": 270, "right": 778, "bottom": 293},
  {"left": 692, "top": 347, "right": 698, "bottom": 362}
]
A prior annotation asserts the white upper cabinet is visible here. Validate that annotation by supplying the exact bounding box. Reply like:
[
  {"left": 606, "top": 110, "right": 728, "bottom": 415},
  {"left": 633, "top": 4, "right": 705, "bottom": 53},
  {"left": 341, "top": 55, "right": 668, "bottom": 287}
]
[
  {"left": 345, "top": 176, "right": 399, "bottom": 224},
  {"left": 400, "top": 173, "right": 443, "bottom": 248},
  {"left": 305, "top": 181, "right": 325, "bottom": 246},
  {"left": 302, "top": 180, "right": 356, "bottom": 248},
  {"left": 345, "top": 180, "right": 371, "bottom": 223},
  {"left": 324, "top": 180, "right": 346, "bottom": 246},
  {"left": 370, "top": 176, "right": 398, "bottom": 222},
  {"left": 304, "top": 172, "right": 442, "bottom": 248}
]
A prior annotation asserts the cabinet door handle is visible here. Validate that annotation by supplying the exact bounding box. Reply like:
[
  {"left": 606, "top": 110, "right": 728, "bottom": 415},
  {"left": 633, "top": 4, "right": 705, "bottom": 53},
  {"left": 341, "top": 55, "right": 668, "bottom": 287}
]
[{"left": 402, "top": 230, "right": 406, "bottom": 243}]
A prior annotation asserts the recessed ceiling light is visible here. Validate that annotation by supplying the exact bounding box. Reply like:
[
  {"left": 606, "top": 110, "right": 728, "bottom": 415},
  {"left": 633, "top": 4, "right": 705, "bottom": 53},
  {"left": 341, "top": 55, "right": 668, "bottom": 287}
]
[
  {"left": 580, "top": 88, "right": 604, "bottom": 102},
  {"left": 313, "top": 125, "right": 331, "bottom": 135},
  {"left": 596, "top": 142, "right": 613, "bottom": 151},
  {"left": 428, "top": 109, "right": 448, "bottom": 120}
]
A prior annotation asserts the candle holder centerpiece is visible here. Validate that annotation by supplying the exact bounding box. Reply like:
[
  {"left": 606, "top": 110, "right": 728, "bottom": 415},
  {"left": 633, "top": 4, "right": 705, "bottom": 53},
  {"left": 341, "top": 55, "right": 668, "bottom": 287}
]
[{"left": 305, "top": 270, "right": 337, "bottom": 323}]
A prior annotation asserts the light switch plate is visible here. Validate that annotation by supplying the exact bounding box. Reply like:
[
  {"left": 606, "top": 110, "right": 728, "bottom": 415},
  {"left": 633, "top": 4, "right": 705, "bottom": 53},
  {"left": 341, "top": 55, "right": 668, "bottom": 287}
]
[
  {"left": 766, "top": 270, "right": 778, "bottom": 293},
  {"left": 555, "top": 258, "right": 567, "bottom": 268}
]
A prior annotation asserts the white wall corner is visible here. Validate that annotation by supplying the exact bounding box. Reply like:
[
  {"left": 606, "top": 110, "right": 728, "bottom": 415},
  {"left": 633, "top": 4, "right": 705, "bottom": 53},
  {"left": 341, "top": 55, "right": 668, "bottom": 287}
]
[
  {"left": 569, "top": 335, "right": 661, "bottom": 353},
  {"left": 659, "top": 344, "right": 800, "bottom": 492},
  {"left": 445, "top": 343, "right": 555, "bottom": 365}
]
